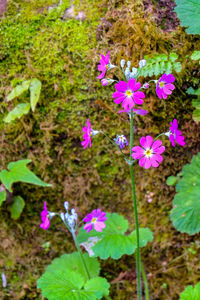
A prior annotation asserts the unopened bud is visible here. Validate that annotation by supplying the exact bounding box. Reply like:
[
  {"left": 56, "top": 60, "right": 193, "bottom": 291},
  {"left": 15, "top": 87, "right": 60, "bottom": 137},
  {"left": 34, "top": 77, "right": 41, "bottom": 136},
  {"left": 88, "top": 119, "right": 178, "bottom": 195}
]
[
  {"left": 139, "top": 59, "right": 146, "bottom": 68},
  {"left": 120, "top": 59, "right": 126, "bottom": 69}
]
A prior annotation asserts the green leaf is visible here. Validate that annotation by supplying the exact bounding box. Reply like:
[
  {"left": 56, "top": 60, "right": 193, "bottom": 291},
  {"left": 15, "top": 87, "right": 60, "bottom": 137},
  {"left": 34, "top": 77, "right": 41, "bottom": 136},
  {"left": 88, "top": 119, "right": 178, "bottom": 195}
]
[
  {"left": 140, "top": 53, "right": 181, "bottom": 78},
  {"left": 4, "top": 103, "right": 30, "bottom": 123},
  {"left": 84, "top": 277, "right": 110, "bottom": 299},
  {"left": 166, "top": 176, "right": 178, "bottom": 186},
  {"left": 191, "top": 51, "right": 200, "bottom": 61},
  {"left": 174, "top": 0, "right": 200, "bottom": 34},
  {"left": 0, "top": 159, "right": 51, "bottom": 192},
  {"left": 187, "top": 87, "right": 200, "bottom": 95},
  {"left": 0, "top": 190, "right": 6, "bottom": 206},
  {"left": 129, "top": 228, "right": 153, "bottom": 248},
  {"left": 77, "top": 213, "right": 153, "bottom": 259},
  {"left": 46, "top": 252, "right": 100, "bottom": 282},
  {"left": 30, "top": 78, "right": 42, "bottom": 112},
  {"left": 170, "top": 152, "right": 200, "bottom": 235},
  {"left": 37, "top": 252, "right": 109, "bottom": 300},
  {"left": 10, "top": 196, "right": 25, "bottom": 220},
  {"left": 7, "top": 80, "right": 31, "bottom": 102},
  {"left": 179, "top": 282, "right": 200, "bottom": 300}
]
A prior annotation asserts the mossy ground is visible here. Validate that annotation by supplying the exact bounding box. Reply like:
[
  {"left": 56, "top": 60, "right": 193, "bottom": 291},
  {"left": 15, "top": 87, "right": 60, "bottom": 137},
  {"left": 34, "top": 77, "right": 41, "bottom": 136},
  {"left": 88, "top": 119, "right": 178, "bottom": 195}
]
[{"left": 0, "top": 0, "right": 200, "bottom": 299}]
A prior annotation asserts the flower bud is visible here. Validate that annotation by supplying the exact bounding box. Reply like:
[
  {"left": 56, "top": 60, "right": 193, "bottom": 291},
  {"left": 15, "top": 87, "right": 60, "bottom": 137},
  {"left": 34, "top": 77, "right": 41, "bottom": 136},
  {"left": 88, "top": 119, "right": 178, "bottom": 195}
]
[
  {"left": 120, "top": 59, "right": 126, "bottom": 69},
  {"left": 101, "top": 78, "right": 108, "bottom": 86},
  {"left": 64, "top": 201, "right": 69, "bottom": 211},
  {"left": 139, "top": 59, "right": 146, "bottom": 68},
  {"left": 127, "top": 61, "right": 131, "bottom": 68},
  {"left": 143, "top": 83, "right": 149, "bottom": 89}
]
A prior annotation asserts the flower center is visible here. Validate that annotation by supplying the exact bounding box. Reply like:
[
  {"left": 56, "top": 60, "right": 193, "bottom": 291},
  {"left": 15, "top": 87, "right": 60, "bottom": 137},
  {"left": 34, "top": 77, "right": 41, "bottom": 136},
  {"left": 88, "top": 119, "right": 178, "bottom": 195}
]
[
  {"left": 145, "top": 149, "right": 152, "bottom": 157},
  {"left": 125, "top": 90, "right": 133, "bottom": 97},
  {"left": 119, "top": 136, "right": 125, "bottom": 142},
  {"left": 159, "top": 81, "right": 165, "bottom": 88},
  {"left": 91, "top": 218, "right": 97, "bottom": 223}
]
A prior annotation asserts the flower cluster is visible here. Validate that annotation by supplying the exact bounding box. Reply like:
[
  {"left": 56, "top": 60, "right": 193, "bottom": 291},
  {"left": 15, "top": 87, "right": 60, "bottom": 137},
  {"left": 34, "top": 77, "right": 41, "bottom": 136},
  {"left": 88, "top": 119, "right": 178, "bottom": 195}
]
[{"left": 81, "top": 52, "right": 185, "bottom": 170}]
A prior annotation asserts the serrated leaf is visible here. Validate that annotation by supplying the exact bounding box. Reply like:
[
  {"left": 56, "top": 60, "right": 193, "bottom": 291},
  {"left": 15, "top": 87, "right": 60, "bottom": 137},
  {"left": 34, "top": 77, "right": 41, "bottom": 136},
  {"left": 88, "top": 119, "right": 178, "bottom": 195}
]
[
  {"left": 37, "top": 252, "right": 109, "bottom": 300},
  {"left": 77, "top": 213, "right": 153, "bottom": 259},
  {"left": 84, "top": 277, "right": 110, "bottom": 299},
  {"left": 7, "top": 80, "right": 30, "bottom": 101},
  {"left": 4, "top": 103, "right": 30, "bottom": 123},
  {"left": 0, "top": 159, "right": 51, "bottom": 192},
  {"left": 30, "top": 78, "right": 42, "bottom": 112},
  {"left": 191, "top": 51, "right": 200, "bottom": 61},
  {"left": 140, "top": 53, "right": 181, "bottom": 78},
  {"left": 179, "top": 282, "right": 200, "bottom": 300},
  {"left": 170, "top": 152, "right": 200, "bottom": 234},
  {"left": 10, "top": 196, "right": 25, "bottom": 220},
  {"left": 174, "top": 0, "right": 200, "bottom": 34},
  {"left": 0, "top": 190, "right": 6, "bottom": 206},
  {"left": 46, "top": 252, "right": 100, "bottom": 282},
  {"left": 166, "top": 176, "right": 178, "bottom": 186}
]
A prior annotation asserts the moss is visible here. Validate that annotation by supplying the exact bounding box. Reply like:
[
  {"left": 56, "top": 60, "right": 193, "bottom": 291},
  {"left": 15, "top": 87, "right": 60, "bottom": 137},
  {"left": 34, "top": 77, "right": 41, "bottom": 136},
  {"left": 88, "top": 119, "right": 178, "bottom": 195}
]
[{"left": 1, "top": 0, "right": 200, "bottom": 299}]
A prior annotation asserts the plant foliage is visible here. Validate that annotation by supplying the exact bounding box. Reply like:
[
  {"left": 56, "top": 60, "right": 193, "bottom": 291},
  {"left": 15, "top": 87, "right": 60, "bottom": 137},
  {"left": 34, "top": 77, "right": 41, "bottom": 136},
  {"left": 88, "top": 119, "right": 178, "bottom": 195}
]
[
  {"left": 37, "top": 252, "right": 110, "bottom": 300},
  {"left": 5, "top": 78, "right": 42, "bottom": 122},
  {"left": 174, "top": 0, "right": 200, "bottom": 34},
  {"left": 179, "top": 282, "right": 200, "bottom": 300},
  {"left": 170, "top": 152, "right": 200, "bottom": 235},
  {"left": 0, "top": 159, "right": 51, "bottom": 192},
  {"left": 140, "top": 53, "right": 181, "bottom": 78},
  {"left": 191, "top": 51, "right": 200, "bottom": 61},
  {"left": 10, "top": 196, "right": 25, "bottom": 220},
  {"left": 0, "top": 190, "right": 6, "bottom": 206},
  {"left": 186, "top": 87, "right": 200, "bottom": 122},
  {"left": 77, "top": 213, "right": 153, "bottom": 259}
]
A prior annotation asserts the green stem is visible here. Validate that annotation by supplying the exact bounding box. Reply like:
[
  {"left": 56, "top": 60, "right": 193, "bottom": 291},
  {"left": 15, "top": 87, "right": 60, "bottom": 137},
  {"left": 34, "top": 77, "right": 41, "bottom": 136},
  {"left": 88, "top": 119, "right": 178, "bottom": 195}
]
[
  {"left": 129, "top": 108, "right": 142, "bottom": 300},
  {"left": 100, "top": 131, "right": 128, "bottom": 162},
  {"left": 141, "top": 262, "right": 150, "bottom": 300},
  {"left": 154, "top": 132, "right": 165, "bottom": 141},
  {"left": 71, "top": 230, "right": 91, "bottom": 280},
  {"left": 116, "top": 66, "right": 126, "bottom": 81}
]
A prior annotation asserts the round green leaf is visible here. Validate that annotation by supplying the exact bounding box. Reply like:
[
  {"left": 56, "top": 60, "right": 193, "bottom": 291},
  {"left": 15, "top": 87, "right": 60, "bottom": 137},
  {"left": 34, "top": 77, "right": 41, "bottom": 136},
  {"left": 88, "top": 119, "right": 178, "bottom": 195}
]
[
  {"left": 38, "top": 269, "right": 96, "bottom": 300},
  {"left": 46, "top": 252, "right": 100, "bottom": 282},
  {"left": 170, "top": 152, "right": 200, "bottom": 234},
  {"left": 77, "top": 213, "right": 153, "bottom": 259},
  {"left": 180, "top": 282, "right": 200, "bottom": 300},
  {"left": 84, "top": 277, "right": 110, "bottom": 299},
  {"left": 166, "top": 176, "right": 177, "bottom": 186},
  {"left": 175, "top": 0, "right": 200, "bottom": 34}
]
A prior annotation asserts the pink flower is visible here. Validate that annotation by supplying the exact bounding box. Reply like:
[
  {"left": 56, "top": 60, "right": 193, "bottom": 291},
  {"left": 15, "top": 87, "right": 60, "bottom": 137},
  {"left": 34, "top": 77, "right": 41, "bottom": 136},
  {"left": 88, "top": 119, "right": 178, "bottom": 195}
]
[
  {"left": 113, "top": 79, "right": 145, "bottom": 110},
  {"left": 132, "top": 135, "right": 165, "bottom": 169},
  {"left": 97, "top": 52, "right": 110, "bottom": 79},
  {"left": 40, "top": 201, "right": 50, "bottom": 230},
  {"left": 156, "top": 73, "right": 175, "bottom": 99},
  {"left": 83, "top": 209, "right": 107, "bottom": 233},
  {"left": 169, "top": 119, "right": 185, "bottom": 147},
  {"left": 118, "top": 108, "right": 148, "bottom": 116},
  {"left": 101, "top": 78, "right": 109, "bottom": 86},
  {"left": 81, "top": 119, "right": 92, "bottom": 149}
]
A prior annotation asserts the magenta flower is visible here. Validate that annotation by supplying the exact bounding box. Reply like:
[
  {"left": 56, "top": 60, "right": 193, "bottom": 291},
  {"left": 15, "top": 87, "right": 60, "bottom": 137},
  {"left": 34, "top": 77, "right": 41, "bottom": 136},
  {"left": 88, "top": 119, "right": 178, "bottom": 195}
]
[
  {"left": 169, "top": 119, "right": 185, "bottom": 147},
  {"left": 40, "top": 201, "right": 50, "bottom": 230},
  {"left": 81, "top": 119, "right": 92, "bottom": 149},
  {"left": 132, "top": 135, "right": 165, "bottom": 169},
  {"left": 115, "top": 135, "right": 128, "bottom": 150},
  {"left": 97, "top": 52, "right": 110, "bottom": 79},
  {"left": 118, "top": 108, "right": 148, "bottom": 116},
  {"left": 113, "top": 79, "right": 145, "bottom": 110},
  {"left": 156, "top": 73, "right": 175, "bottom": 99},
  {"left": 83, "top": 209, "right": 107, "bottom": 233}
]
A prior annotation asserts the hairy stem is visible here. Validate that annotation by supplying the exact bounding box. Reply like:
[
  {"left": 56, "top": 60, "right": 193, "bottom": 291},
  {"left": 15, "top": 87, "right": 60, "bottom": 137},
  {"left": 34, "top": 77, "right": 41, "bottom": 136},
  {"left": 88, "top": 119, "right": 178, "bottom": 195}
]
[{"left": 129, "top": 108, "right": 142, "bottom": 300}]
